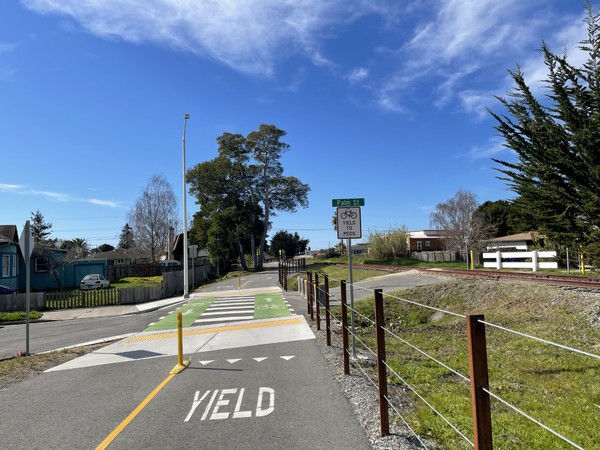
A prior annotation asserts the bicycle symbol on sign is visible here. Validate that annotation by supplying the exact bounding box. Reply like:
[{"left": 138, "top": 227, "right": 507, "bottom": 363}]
[{"left": 340, "top": 209, "right": 358, "bottom": 220}]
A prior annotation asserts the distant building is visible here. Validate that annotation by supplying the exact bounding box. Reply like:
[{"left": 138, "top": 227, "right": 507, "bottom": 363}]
[
  {"left": 407, "top": 230, "right": 446, "bottom": 252},
  {"left": 484, "top": 231, "right": 545, "bottom": 251}
]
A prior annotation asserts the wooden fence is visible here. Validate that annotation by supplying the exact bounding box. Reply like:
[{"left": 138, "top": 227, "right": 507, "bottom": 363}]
[
  {"left": 0, "top": 263, "right": 213, "bottom": 312},
  {"left": 45, "top": 289, "right": 120, "bottom": 309},
  {"left": 0, "top": 293, "right": 45, "bottom": 312}
]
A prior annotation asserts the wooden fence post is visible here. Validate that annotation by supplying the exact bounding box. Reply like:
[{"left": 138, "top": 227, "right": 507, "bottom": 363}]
[
  {"left": 341, "top": 280, "right": 350, "bottom": 375},
  {"left": 374, "top": 289, "right": 389, "bottom": 436},
  {"left": 325, "top": 275, "right": 331, "bottom": 346},
  {"left": 467, "top": 314, "right": 493, "bottom": 450},
  {"left": 315, "top": 273, "right": 321, "bottom": 331}
]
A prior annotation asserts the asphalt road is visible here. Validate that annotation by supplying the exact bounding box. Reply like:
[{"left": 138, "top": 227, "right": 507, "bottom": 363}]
[{"left": 0, "top": 305, "right": 179, "bottom": 359}]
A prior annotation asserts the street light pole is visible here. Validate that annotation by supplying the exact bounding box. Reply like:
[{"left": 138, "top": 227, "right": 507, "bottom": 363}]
[{"left": 182, "top": 113, "right": 190, "bottom": 299}]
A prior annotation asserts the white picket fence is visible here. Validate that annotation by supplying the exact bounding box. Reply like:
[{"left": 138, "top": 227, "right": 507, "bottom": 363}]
[{"left": 483, "top": 251, "right": 557, "bottom": 272}]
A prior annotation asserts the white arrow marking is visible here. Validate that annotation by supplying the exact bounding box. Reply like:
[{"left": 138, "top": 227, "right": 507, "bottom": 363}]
[
  {"left": 253, "top": 357, "right": 268, "bottom": 363},
  {"left": 182, "top": 309, "right": 194, "bottom": 316},
  {"left": 266, "top": 298, "right": 272, "bottom": 302},
  {"left": 227, "top": 359, "right": 242, "bottom": 364},
  {"left": 198, "top": 360, "right": 215, "bottom": 366},
  {"left": 280, "top": 356, "right": 295, "bottom": 361}
]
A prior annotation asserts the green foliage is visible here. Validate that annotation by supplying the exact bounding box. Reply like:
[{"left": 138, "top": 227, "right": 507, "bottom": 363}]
[
  {"left": 118, "top": 223, "right": 134, "bottom": 249},
  {"left": 476, "top": 199, "right": 538, "bottom": 238},
  {"left": 491, "top": 6, "right": 600, "bottom": 264},
  {"left": 30, "top": 209, "right": 52, "bottom": 243},
  {"left": 367, "top": 227, "right": 408, "bottom": 259},
  {"left": 270, "top": 230, "right": 309, "bottom": 258},
  {"left": 188, "top": 124, "right": 309, "bottom": 271},
  {"left": 0, "top": 311, "right": 43, "bottom": 322}
]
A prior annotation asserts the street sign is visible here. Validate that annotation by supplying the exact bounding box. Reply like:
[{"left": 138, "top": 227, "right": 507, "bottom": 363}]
[
  {"left": 332, "top": 198, "right": 365, "bottom": 207},
  {"left": 19, "top": 221, "right": 34, "bottom": 261},
  {"left": 336, "top": 207, "right": 362, "bottom": 239}
]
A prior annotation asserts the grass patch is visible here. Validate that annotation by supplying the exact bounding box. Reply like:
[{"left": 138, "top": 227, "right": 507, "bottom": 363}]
[
  {"left": 0, "top": 311, "right": 43, "bottom": 322},
  {"left": 0, "top": 343, "right": 109, "bottom": 389},
  {"left": 340, "top": 280, "right": 600, "bottom": 449},
  {"left": 111, "top": 276, "right": 162, "bottom": 288}
]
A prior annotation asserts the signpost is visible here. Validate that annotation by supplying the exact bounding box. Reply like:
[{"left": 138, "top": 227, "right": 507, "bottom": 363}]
[
  {"left": 332, "top": 198, "right": 364, "bottom": 358},
  {"left": 19, "top": 220, "right": 34, "bottom": 356}
]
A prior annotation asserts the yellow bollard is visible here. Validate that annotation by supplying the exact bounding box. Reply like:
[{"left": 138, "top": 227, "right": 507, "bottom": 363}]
[
  {"left": 470, "top": 250, "right": 474, "bottom": 270},
  {"left": 238, "top": 273, "right": 241, "bottom": 290},
  {"left": 170, "top": 312, "right": 190, "bottom": 374}
]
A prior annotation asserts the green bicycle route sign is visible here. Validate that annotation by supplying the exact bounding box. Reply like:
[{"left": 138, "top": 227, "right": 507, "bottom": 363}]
[{"left": 331, "top": 198, "right": 365, "bottom": 207}]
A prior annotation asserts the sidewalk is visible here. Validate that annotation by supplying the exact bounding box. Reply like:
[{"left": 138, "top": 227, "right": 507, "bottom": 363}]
[{"left": 35, "top": 294, "right": 188, "bottom": 322}]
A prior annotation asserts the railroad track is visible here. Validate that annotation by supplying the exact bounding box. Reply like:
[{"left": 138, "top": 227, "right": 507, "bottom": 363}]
[{"left": 347, "top": 263, "right": 600, "bottom": 290}]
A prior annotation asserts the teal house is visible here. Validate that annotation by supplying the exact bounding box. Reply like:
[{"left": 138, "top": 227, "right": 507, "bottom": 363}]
[{"left": 0, "top": 224, "right": 107, "bottom": 292}]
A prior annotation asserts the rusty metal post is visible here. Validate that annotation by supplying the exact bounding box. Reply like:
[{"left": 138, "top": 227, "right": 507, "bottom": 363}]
[
  {"left": 467, "top": 314, "right": 493, "bottom": 450},
  {"left": 315, "top": 273, "right": 321, "bottom": 331},
  {"left": 325, "top": 275, "right": 331, "bottom": 346},
  {"left": 283, "top": 262, "right": 288, "bottom": 291},
  {"left": 374, "top": 289, "right": 389, "bottom": 436},
  {"left": 341, "top": 280, "right": 350, "bottom": 375}
]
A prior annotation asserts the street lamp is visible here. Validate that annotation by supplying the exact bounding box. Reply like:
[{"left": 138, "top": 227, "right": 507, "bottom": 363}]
[{"left": 182, "top": 113, "right": 190, "bottom": 299}]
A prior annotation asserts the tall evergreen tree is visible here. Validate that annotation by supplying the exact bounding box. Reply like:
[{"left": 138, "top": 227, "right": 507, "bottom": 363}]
[
  {"left": 490, "top": 5, "right": 600, "bottom": 263},
  {"left": 30, "top": 209, "right": 52, "bottom": 244},
  {"left": 118, "top": 223, "right": 135, "bottom": 249}
]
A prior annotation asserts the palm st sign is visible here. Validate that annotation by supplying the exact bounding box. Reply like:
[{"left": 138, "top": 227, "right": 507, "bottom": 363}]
[{"left": 333, "top": 198, "right": 363, "bottom": 240}]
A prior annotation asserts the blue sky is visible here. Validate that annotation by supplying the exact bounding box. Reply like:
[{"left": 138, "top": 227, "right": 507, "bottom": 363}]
[{"left": 0, "top": 1, "right": 593, "bottom": 251}]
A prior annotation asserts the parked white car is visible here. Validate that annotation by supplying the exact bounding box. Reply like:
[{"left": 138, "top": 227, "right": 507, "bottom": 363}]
[{"left": 80, "top": 274, "right": 110, "bottom": 290}]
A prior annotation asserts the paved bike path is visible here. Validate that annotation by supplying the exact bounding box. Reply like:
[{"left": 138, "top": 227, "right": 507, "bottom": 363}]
[{"left": 0, "top": 288, "right": 372, "bottom": 449}]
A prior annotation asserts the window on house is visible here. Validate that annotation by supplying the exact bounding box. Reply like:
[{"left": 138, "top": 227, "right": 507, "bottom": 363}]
[
  {"left": 34, "top": 257, "right": 49, "bottom": 273},
  {"left": 2, "top": 254, "right": 18, "bottom": 278},
  {"left": 425, "top": 241, "right": 430, "bottom": 248},
  {"left": 416, "top": 241, "right": 422, "bottom": 251}
]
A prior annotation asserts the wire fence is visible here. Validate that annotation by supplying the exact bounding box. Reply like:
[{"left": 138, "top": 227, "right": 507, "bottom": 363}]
[{"left": 287, "top": 267, "right": 600, "bottom": 450}]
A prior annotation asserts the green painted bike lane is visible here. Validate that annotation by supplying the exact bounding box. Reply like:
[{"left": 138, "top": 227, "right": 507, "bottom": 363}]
[{"left": 145, "top": 292, "right": 292, "bottom": 331}]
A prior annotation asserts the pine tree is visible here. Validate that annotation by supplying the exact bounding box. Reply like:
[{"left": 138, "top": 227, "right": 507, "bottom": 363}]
[
  {"left": 118, "top": 223, "right": 135, "bottom": 249},
  {"left": 30, "top": 210, "right": 52, "bottom": 243},
  {"left": 490, "top": 5, "right": 600, "bottom": 262}
]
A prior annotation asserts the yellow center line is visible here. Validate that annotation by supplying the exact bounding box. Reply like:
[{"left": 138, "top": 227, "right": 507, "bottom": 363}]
[
  {"left": 123, "top": 317, "right": 303, "bottom": 343},
  {"left": 96, "top": 373, "right": 175, "bottom": 450}
]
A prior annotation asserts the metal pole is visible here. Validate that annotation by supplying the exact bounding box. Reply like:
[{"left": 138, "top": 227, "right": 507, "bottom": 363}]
[
  {"left": 182, "top": 113, "right": 190, "bottom": 299},
  {"left": 348, "top": 238, "right": 355, "bottom": 357},
  {"left": 25, "top": 220, "right": 31, "bottom": 356},
  {"left": 566, "top": 247, "right": 570, "bottom": 274}
]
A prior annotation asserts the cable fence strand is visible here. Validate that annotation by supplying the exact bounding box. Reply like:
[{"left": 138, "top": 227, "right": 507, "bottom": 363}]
[
  {"left": 478, "top": 319, "right": 600, "bottom": 361},
  {"left": 352, "top": 358, "right": 380, "bottom": 391},
  {"left": 347, "top": 306, "right": 375, "bottom": 326},
  {"left": 351, "top": 332, "right": 378, "bottom": 358},
  {"left": 383, "top": 394, "right": 430, "bottom": 450},
  {"left": 382, "top": 326, "right": 470, "bottom": 383},
  {"left": 382, "top": 360, "right": 475, "bottom": 447},
  {"left": 481, "top": 388, "right": 584, "bottom": 449},
  {"left": 383, "top": 292, "right": 466, "bottom": 319}
]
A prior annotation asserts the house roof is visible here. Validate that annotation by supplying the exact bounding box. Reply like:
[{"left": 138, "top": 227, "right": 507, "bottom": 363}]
[
  {"left": 408, "top": 230, "right": 446, "bottom": 239},
  {"left": 0, "top": 225, "right": 18, "bottom": 244},
  {"left": 88, "top": 247, "right": 147, "bottom": 261},
  {"left": 486, "top": 231, "right": 543, "bottom": 242}
]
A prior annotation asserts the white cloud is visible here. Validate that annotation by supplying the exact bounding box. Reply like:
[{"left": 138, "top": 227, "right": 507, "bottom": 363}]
[
  {"left": 466, "top": 136, "right": 510, "bottom": 160},
  {"left": 21, "top": 0, "right": 363, "bottom": 77},
  {"left": 1, "top": 183, "right": 120, "bottom": 207},
  {"left": 0, "top": 183, "right": 25, "bottom": 191},
  {"left": 89, "top": 198, "right": 121, "bottom": 208},
  {"left": 347, "top": 67, "right": 369, "bottom": 83}
]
